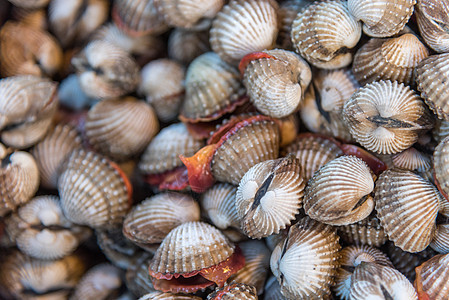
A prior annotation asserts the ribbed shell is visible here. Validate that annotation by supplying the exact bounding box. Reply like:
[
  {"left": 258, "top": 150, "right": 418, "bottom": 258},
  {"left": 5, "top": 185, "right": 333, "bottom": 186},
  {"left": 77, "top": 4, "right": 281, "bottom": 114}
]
[
  {"left": 291, "top": 0, "right": 362, "bottom": 69},
  {"left": 270, "top": 217, "right": 341, "bottom": 299},
  {"left": 168, "top": 28, "right": 210, "bottom": 65},
  {"left": 392, "top": 147, "right": 433, "bottom": 181},
  {"left": 58, "top": 149, "right": 131, "bottom": 229},
  {"left": 209, "top": 0, "right": 278, "bottom": 65},
  {"left": 343, "top": 80, "right": 433, "bottom": 154},
  {"left": 434, "top": 136, "right": 449, "bottom": 200},
  {"left": 85, "top": 97, "right": 159, "bottom": 161},
  {"left": 139, "top": 59, "right": 185, "bottom": 122},
  {"left": 149, "top": 221, "right": 235, "bottom": 275},
  {"left": 200, "top": 183, "right": 241, "bottom": 230},
  {"left": 125, "top": 253, "right": 155, "bottom": 297},
  {"left": 374, "top": 168, "right": 441, "bottom": 252},
  {"left": 304, "top": 155, "right": 375, "bottom": 226},
  {"left": 277, "top": 0, "right": 312, "bottom": 49},
  {"left": 263, "top": 276, "right": 286, "bottom": 300},
  {"left": 338, "top": 214, "right": 388, "bottom": 248},
  {"left": 207, "top": 283, "right": 257, "bottom": 300},
  {"left": 347, "top": 0, "right": 416, "bottom": 37},
  {"left": 0, "top": 21, "right": 63, "bottom": 77},
  {"left": 31, "top": 124, "right": 82, "bottom": 189},
  {"left": 415, "top": 254, "right": 449, "bottom": 300},
  {"left": 139, "top": 123, "right": 205, "bottom": 174},
  {"left": 140, "top": 292, "right": 202, "bottom": 300},
  {"left": 432, "top": 223, "right": 449, "bottom": 254},
  {"left": 123, "top": 192, "right": 200, "bottom": 246},
  {"left": 0, "top": 151, "right": 39, "bottom": 217},
  {"left": 242, "top": 49, "right": 311, "bottom": 118},
  {"left": 433, "top": 119, "right": 449, "bottom": 143},
  {"left": 415, "top": 53, "right": 449, "bottom": 121},
  {"left": 8, "top": 0, "right": 50, "bottom": 9},
  {"left": 352, "top": 34, "right": 430, "bottom": 85},
  {"left": 416, "top": 0, "right": 449, "bottom": 53},
  {"left": 236, "top": 156, "right": 305, "bottom": 239},
  {"left": 180, "top": 52, "right": 245, "bottom": 121}
]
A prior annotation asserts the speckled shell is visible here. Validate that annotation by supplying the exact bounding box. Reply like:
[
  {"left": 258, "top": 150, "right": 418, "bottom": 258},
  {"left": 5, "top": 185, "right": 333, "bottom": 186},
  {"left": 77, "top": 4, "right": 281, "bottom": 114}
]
[
  {"left": 348, "top": 0, "right": 416, "bottom": 37},
  {"left": 270, "top": 217, "right": 341, "bottom": 299},
  {"left": 352, "top": 34, "right": 430, "bottom": 85},
  {"left": 72, "top": 40, "right": 140, "bottom": 99},
  {"left": 374, "top": 168, "right": 441, "bottom": 252},
  {"left": 236, "top": 156, "right": 305, "bottom": 239},
  {"left": 125, "top": 253, "right": 155, "bottom": 297},
  {"left": 242, "top": 49, "right": 311, "bottom": 118},
  {"left": 263, "top": 276, "right": 286, "bottom": 300},
  {"left": 58, "top": 149, "right": 132, "bottom": 229},
  {"left": 123, "top": 192, "right": 200, "bottom": 247},
  {"left": 140, "top": 292, "right": 202, "bottom": 300},
  {"left": 0, "top": 151, "right": 39, "bottom": 217},
  {"left": 201, "top": 183, "right": 241, "bottom": 230},
  {"left": 415, "top": 53, "right": 449, "bottom": 121},
  {"left": 139, "top": 123, "right": 205, "bottom": 175},
  {"left": 343, "top": 80, "right": 434, "bottom": 154},
  {"left": 139, "top": 59, "right": 185, "bottom": 122},
  {"left": 210, "top": 0, "right": 278, "bottom": 65},
  {"left": 416, "top": 0, "right": 449, "bottom": 53},
  {"left": 277, "top": 0, "right": 312, "bottom": 49},
  {"left": 149, "top": 221, "right": 235, "bottom": 275},
  {"left": 0, "top": 21, "right": 63, "bottom": 77},
  {"left": 207, "top": 283, "right": 258, "bottom": 300},
  {"left": 291, "top": 0, "right": 362, "bottom": 69},
  {"left": 180, "top": 52, "right": 245, "bottom": 122},
  {"left": 304, "top": 155, "right": 375, "bottom": 226},
  {"left": 338, "top": 214, "right": 388, "bottom": 248},
  {"left": 414, "top": 253, "right": 449, "bottom": 300},
  {"left": 168, "top": 28, "right": 210, "bottom": 65}
]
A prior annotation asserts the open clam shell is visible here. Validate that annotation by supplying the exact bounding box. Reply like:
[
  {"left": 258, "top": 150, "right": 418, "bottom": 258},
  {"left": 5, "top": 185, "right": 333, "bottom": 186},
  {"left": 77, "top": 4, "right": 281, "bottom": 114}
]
[
  {"left": 416, "top": 0, "right": 449, "bottom": 53},
  {"left": 414, "top": 253, "right": 449, "bottom": 300},
  {"left": 207, "top": 283, "right": 257, "bottom": 300},
  {"left": 338, "top": 214, "right": 388, "bottom": 248}
]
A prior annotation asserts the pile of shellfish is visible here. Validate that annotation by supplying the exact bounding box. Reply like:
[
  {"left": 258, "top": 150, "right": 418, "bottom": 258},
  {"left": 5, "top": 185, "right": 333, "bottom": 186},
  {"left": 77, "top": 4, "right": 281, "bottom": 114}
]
[{"left": 1, "top": 0, "right": 449, "bottom": 299}]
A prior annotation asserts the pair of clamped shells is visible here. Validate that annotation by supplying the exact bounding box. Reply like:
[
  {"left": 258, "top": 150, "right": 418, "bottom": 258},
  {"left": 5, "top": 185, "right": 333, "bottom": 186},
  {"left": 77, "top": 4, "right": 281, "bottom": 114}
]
[{"left": 416, "top": 0, "right": 449, "bottom": 53}]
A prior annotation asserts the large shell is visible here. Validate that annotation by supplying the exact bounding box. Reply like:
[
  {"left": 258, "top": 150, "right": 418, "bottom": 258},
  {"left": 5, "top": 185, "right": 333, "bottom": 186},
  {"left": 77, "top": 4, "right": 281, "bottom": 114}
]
[
  {"left": 58, "top": 149, "right": 132, "bottom": 229},
  {"left": 85, "top": 97, "right": 159, "bottom": 161},
  {"left": 343, "top": 80, "right": 434, "bottom": 154},
  {"left": 291, "top": 0, "right": 362, "bottom": 69},
  {"left": 168, "top": 28, "right": 210, "bottom": 65},
  {"left": 304, "top": 155, "right": 375, "bottom": 226},
  {"left": 270, "top": 217, "right": 341, "bottom": 299},
  {"left": 352, "top": 34, "right": 430, "bottom": 85},
  {"left": 347, "top": 0, "right": 416, "bottom": 37},
  {"left": 374, "top": 168, "right": 441, "bottom": 252},
  {"left": 338, "top": 214, "right": 388, "bottom": 248},
  {"left": 236, "top": 156, "right": 305, "bottom": 239},
  {"left": 210, "top": 0, "right": 278, "bottom": 65},
  {"left": 416, "top": 0, "right": 449, "bottom": 53},
  {"left": 241, "top": 49, "right": 311, "bottom": 118},
  {"left": 207, "top": 283, "right": 257, "bottom": 300},
  {"left": 414, "top": 253, "right": 449, "bottom": 300},
  {"left": 122, "top": 192, "right": 200, "bottom": 247}
]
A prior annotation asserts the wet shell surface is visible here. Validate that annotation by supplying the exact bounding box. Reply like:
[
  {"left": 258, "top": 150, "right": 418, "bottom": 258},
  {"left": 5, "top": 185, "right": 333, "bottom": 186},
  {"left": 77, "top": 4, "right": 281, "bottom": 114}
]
[
  {"left": 168, "top": 28, "right": 210, "bottom": 65},
  {"left": 352, "top": 33, "right": 430, "bottom": 86},
  {"left": 209, "top": 0, "right": 278, "bottom": 65},
  {"left": 414, "top": 253, "right": 449, "bottom": 300},
  {"left": 374, "top": 168, "right": 441, "bottom": 252},
  {"left": 236, "top": 156, "right": 305, "bottom": 239},
  {"left": 347, "top": 0, "right": 416, "bottom": 37},
  {"left": 304, "top": 155, "right": 375, "bottom": 226},
  {"left": 291, "top": 0, "right": 362, "bottom": 69},
  {"left": 416, "top": 0, "right": 449, "bottom": 53},
  {"left": 270, "top": 217, "right": 341, "bottom": 299},
  {"left": 343, "top": 80, "right": 433, "bottom": 154},
  {"left": 207, "top": 283, "right": 258, "bottom": 300},
  {"left": 338, "top": 214, "right": 388, "bottom": 248}
]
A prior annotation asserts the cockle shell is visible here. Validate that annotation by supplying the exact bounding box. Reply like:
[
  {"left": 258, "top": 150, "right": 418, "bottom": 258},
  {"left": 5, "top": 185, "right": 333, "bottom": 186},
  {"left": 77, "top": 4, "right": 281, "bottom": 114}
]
[
  {"left": 7, "top": 0, "right": 49, "bottom": 9},
  {"left": 343, "top": 80, "right": 434, "bottom": 154},
  {"left": 304, "top": 155, "right": 375, "bottom": 226},
  {"left": 416, "top": 0, "right": 449, "bottom": 53},
  {"left": 277, "top": 0, "right": 312, "bottom": 50},
  {"left": 241, "top": 49, "right": 311, "bottom": 118},
  {"left": 207, "top": 283, "right": 258, "bottom": 300},
  {"left": 0, "top": 151, "right": 39, "bottom": 217},
  {"left": 392, "top": 147, "right": 433, "bottom": 181},
  {"left": 168, "top": 28, "right": 210, "bottom": 65},
  {"left": 433, "top": 119, "right": 449, "bottom": 143},
  {"left": 374, "top": 168, "right": 441, "bottom": 252},
  {"left": 72, "top": 40, "right": 140, "bottom": 99},
  {"left": 58, "top": 149, "right": 132, "bottom": 229},
  {"left": 11, "top": 7, "right": 47, "bottom": 29},
  {"left": 123, "top": 192, "right": 200, "bottom": 247},
  {"left": 352, "top": 33, "right": 430, "bottom": 85},
  {"left": 125, "top": 252, "right": 156, "bottom": 297},
  {"left": 139, "top": 292, "right": 201, "bottom": 300},
  {"left": 431, "top": 202, "right": 449, "bottom": 254},
  {"left": 433, "top": 133, "right": 449, "bottom": 201},
  {"left": 338, "top": 214, "right": 388, "bottom": 248},
  {"left": 291, "top": 0, "right": 362, "bottom": 69},
  {"left": 414, "top": 253, "right": 449, "bottom": 300},
  {"left": 236, "top": 156, "right": 306, "bottom": 239},
  {"left": 270, "top": 217, "right": 341, "bottom": 299}
]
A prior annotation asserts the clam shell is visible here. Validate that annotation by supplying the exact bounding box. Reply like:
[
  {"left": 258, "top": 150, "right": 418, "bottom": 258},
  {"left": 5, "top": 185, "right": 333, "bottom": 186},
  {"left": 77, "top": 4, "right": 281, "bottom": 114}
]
[
  {"left": 58, "top": 149, "right": 132, "bottom": 229},
  {"left": 168, "top": 28, "right": 210, "bottom": 65},
  {"left": 414, "top": 253, "right": 449, "bottom": 300},
  {"left": 277, "top": 0, "right": 312, "bottom": 49},
  {"left": 210, "top": 0, "right": 278, "bottom": 65},
  {"left": 433, "top": 119, "right": 449, "bottom": 143},
  {"left": 374, "top": 168, "right": 441, "bottom": 252},
  {"left": 207, "top": 283, "right": 257, "bottom": 300},
  {"left": 242, "top": 49, "right": 312, "bottom": 118},
  {"left": 337, "top": 214, "right": 388, "bottom": 248},
  {"left": 348, "top": 0, "right": 416, "bottom": 37},
  {"left": 263, "top": 276, "right": 286, "bottom": 300},
  {"left": 352, "top": 34, "right": 430, "bottom": 85},
  {"left": 236, "top": 156, "right": 306, "bottom": 239},
  {"left": 304, "top": 155, "right": 375, "bottom": 226},
  {"left": 270, "top": 217, "right": 341, "bottom": 299},
  {"left": 343, "top": 80, "right": 434, "bottom": 154},
  {"left": 416, "top": 0, "right": 449, "bottom": 53},
  {"left": 278, "top": 114, "right": 300, "bottom": 148},
  {"left": 2, "top": 115, "right": 55, "bottom": 149},
  {"left": 8, "top": 0, "right": 50, "bottom": 9},
  {"left": 431, "top": 200, "right": 449, "bottom": 253},
  {"left": 139, "top": 292, "right": 202, "bottom": 300},
  {"left": 11, "top": 7, "right": 47, "bottom": 29},
  {"left": 392, "top": 147, "right": 433, "bottom": 181},
  {"left": 291, "top": 0, "right": 362, "bottom": 69},
  {"left": 434, "top": 135, "right": 449, "bottom": 199},
  {"left": 125, "top": 252, "right": 156, "bottom": 297},
  {"left": 123, "top": 192, "right": 200, "bottom": 246}
]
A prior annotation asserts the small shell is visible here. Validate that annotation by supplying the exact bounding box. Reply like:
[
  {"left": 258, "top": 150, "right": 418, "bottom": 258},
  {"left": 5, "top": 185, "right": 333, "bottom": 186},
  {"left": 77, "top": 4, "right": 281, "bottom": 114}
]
[
  {"left": 125, "top": 252, "right": 156, "bottom": 297},
  {"left": 139, "top": 292, "right": 202, "bottom": 300},
  {"left": 416, "top": 0, "right": 449, "bottom": 53},
  {"left": 7, "top": 0, "right": 49, "bottom": 9},
  {"left": 352, "top": 34, "right": 430, "bottom": 85},
  {"left": 168, "top": 28, "right": 210, "bottom": 65},
  {"left": 337, "top": 214, "right": 388, "bottom": 248},
  {"left": 270, "top": 217, "right": 341, "bottom": 299},
  {"left": 343, "top": 80, "right": 434, "bottom": 154},
  {"left": 210, "top": 0, "right": 278, "bottom": 65},
  {"left": 207, "top": 283, "right": 258, "bottom": 300},
  {"left": 433, "top": 119, "right": 449, "bottom": 143},
  {"left": 414, "top": 253, "right": 449, "bottom": 300},
  {"left": 431, "top": 199, "right": 449, "bottom": 253},
  {"left": 392, "top": 147, "right": 433, "bottom": 181},
  {"left": 236, "top": 156, "right": 306, "bottom": 239},
  {"left": 374, "top": 168, "right": 441, "bottom": 252},
  {"left": 291, "top": 0, "right": 362, "bottom": 69}
]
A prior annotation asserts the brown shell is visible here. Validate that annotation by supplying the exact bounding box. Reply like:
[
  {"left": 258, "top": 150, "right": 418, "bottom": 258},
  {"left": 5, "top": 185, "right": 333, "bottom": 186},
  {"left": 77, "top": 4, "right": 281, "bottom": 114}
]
[
  {"left": 434, "top": 135, "right": 449, "bottom": 200},
  {"left": 168, "top": 28, "right": 210, "bottom": 65},
  {"left": 8, "top": 0, "right": 50, "bottom": 9},
  {"left": 277, "top": 0, "right": 312, "bottom": 49},
  {"left": 433, "top": 119, "right": 449, "bottom": 143},
  {"left": 415, "top": 253, "right": 449, "bottom": 300},
  {"left": 352, "top": 34, "right": 430, "bottom": 85},
  {"left": 11, "top": 7, "right": 47, "bottom": 29},
  {"left": 337, "top": 214, "right": 388, "bottom": 248},
  {"left": 207, "top": 283, "right": 258, "bottom": 300},
  {"left": 392, "top": 147, "right": 433, "bottom": 181},
  {"left": 291, "top": 0, "right": 362, "bottom": 69},
  {"left": 125, "top": 252, "right": 156, "bottom": 297},
  {"left": 140, "top": 292, "right": 202, "bottom": 300},
  {"left": 416, "top": 0, "right": 449, "bottom": 53}
]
